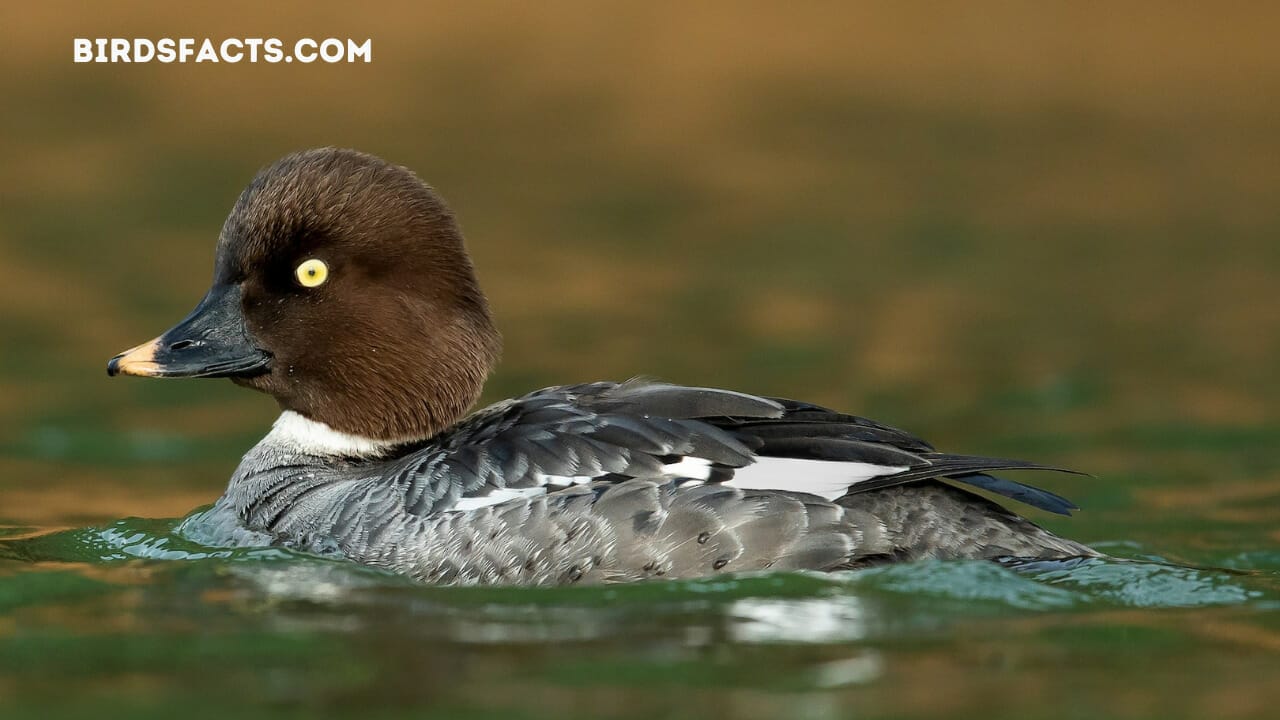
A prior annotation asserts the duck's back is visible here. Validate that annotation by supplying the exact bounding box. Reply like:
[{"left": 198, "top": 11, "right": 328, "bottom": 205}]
[{"left": 182, "top": 381, "right": 1095, "bottom": 585}]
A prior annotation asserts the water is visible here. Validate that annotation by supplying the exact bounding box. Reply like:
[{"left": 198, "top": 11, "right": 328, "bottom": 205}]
[
  {"left": 0, "top": 515, "right": 1277, "bottom": 719},
  {"left": 4, "top": 4, "right": 1280, "bottom": 718}
]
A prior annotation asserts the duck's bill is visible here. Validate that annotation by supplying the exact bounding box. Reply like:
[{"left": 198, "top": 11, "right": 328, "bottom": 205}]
[{"left": 107, "top": 284, "right": 272, "bottom": 379}]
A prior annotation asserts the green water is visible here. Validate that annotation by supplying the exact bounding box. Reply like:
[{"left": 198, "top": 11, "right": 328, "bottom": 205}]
[{"left": 1, "top": 517, "right": 1278, "bottom": 719}]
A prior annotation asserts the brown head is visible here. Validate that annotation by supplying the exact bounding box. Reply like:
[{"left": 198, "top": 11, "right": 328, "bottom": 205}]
[{"left": 107, "top": 148, "right": 502, "bottom": 443}]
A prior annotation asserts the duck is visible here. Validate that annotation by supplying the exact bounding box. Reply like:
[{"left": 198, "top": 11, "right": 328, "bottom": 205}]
[{"left": 107, "top": 147, "right": 1096, "bottom": 586}]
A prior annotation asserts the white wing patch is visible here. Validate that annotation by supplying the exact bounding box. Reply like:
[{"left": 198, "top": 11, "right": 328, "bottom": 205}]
[
  {"left": 532, "top": 473, "right": 597, "bottom": 486},
  {"left": 724, "top": 457, "right": 908, "bottom": 501},
  {"left": 450, "top": 474, "right": 596, "bottom": 512},
  {"left": 661, "top": 457, "right": 714, "bottom": 481},
  {"left": 451, "top": 486, "right": 548, "bottom": 511},
  {"left": 447, "top": 456, "right": 907, "bottom": 512}
]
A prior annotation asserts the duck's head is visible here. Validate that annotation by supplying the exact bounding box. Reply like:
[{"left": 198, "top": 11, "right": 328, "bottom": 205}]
[{"left": 108, "top": 148, "right": 502, "bottom": 443}]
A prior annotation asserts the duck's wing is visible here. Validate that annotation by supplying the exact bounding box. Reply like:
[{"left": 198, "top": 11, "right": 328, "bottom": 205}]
[
  {"left": 712, "top": 397, "right": 1081, "bottom": 515},
  {"left": 388, "top": 381, "right": 769, "bottom": 515},
  {"left": 391, "top": 380, "right": 1080, "bottom": 517}
]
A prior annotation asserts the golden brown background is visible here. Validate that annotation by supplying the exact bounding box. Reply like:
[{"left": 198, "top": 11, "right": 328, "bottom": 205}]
[
  {"left": 4, "top": 3, "right": 1277, "bottom": 522},
  {"left": 1, "top": 5, "right": 1278, "bottom": 718}
]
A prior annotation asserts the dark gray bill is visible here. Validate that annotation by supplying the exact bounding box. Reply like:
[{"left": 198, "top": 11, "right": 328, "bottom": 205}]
[{"left": 107, "top": 283, "right": 272, "bottom": 378}]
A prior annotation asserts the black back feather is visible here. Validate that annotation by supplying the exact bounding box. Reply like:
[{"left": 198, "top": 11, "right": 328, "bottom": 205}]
[
  {"left": 701, "top": 395, "right": 1083, "bottom": 515},
  {"left": 391, "top": 381, "right": 1084, "bottom": 518}
]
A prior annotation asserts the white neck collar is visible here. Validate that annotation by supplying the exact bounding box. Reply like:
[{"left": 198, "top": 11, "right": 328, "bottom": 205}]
[{"left": 265, "top": 411, "right": 402, "bottom": 458}]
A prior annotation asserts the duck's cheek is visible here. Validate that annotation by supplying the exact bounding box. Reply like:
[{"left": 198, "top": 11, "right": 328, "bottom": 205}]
[{"left": 229, "top": 372, "right": 275, "bottom": 395}]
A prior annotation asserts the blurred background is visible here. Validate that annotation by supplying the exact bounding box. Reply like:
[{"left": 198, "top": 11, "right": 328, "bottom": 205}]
[{"left": 1, "top": 3, "right": 1278, "bottom": 719}]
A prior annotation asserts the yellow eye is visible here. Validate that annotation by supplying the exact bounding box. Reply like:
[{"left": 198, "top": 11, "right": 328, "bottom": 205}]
[{"left": 295, "top": 258, "right": 328, "bottom": 288}]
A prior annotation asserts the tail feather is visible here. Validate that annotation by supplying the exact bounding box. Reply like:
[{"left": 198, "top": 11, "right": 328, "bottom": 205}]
[
  {"left": 693, "top": 393, "right": 1084, "bottom": 517},
  {"left": 840, "top": 453, "right": 1086, "bottom": 514},
  {"left": 946, "top": 473, "right": 1079, "bottom": 516}
]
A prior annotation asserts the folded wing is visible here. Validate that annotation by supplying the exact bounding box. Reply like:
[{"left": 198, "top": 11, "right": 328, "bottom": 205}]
[{"left": 390, "top": 380, "right": 1081, "bottom": 517}]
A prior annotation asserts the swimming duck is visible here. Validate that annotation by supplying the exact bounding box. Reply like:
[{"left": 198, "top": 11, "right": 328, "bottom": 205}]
[{"left": 107, "top": 148, "right": 1095, "bottom": 585}]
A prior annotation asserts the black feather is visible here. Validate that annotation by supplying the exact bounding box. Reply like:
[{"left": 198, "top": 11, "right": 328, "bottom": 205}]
[
  {"left": 841, "top": 453, "right": 1085, "bottom": 511},
  {"left": 390, "top": 382, "right": 1085, "bottom": 522},
  {"left": 750, "top": 437, "right": 925, "bottom": 466},
  {"left": 948, "top": 473, "right": 1079, "bottom": 516},
  {"left": 588, "top": 382, "right": 785, "bottom": 419},
  {"left": 722, "top": 404, "right": 935, "bottom": 452}
]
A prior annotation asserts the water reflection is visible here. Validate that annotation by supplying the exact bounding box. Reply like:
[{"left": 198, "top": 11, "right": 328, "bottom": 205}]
[
  {"left": 728, "top": 596, "right": 869, "bottom": 644},
  {"left": 2, "top": 517, "right": 1279, "bottom": 719}
]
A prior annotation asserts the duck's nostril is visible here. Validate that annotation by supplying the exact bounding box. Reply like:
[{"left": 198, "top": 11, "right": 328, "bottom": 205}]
[{"left": 169, "top": 340, "right": 195, "bottom": 351}]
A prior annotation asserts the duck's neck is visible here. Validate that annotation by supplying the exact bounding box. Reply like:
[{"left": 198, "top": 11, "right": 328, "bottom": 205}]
[
  {"left": 265, "top": 300, "right": 503, "bottom": 443},
  {"left": 264, "top": 410, "right": 405, "bottom": 458}
]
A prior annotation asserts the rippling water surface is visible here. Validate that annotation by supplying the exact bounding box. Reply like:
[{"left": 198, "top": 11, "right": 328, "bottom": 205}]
[{"left": 1, "top": 514, "right": 1278, "bottom": 719}]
